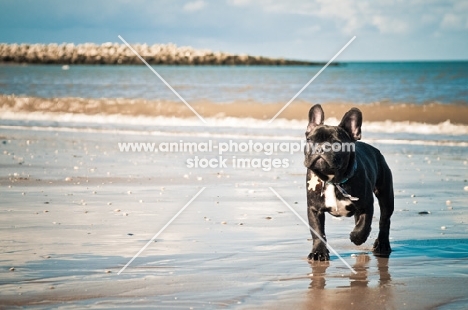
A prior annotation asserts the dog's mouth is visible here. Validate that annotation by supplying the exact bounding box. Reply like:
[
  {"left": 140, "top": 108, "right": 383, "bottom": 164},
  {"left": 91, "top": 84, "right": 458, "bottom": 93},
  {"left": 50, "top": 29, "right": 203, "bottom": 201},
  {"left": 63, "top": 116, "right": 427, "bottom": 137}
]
[{"left": 305, "top": 155, "right": 336, "bottom": 180}]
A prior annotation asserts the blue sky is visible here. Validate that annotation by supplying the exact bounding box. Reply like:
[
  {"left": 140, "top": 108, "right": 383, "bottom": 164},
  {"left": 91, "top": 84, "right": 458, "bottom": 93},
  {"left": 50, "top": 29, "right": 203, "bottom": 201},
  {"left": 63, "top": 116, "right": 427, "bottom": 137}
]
[{"left": 0, "top": 0, "right": 467, "bottom": 61}]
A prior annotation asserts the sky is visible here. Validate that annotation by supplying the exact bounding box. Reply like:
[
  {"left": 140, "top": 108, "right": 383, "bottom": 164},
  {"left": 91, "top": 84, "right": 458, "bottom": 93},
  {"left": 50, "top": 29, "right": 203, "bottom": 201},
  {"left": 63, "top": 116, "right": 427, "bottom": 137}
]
[{"left": 0, "top": 0, "right": 467, "bottom": 61}]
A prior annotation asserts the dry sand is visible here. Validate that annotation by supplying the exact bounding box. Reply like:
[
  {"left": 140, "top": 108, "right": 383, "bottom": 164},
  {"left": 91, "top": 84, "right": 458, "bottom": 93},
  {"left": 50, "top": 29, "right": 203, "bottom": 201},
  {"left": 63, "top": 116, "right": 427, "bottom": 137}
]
[{"left": 1, "top": 125, "right": 468, "bottom": 309}]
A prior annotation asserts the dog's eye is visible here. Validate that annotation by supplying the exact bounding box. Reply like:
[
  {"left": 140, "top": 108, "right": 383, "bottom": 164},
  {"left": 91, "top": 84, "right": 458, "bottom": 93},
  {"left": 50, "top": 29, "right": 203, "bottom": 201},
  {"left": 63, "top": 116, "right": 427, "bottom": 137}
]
[{"left": 304, "top": 140, "right": 316, "bottom": 155}]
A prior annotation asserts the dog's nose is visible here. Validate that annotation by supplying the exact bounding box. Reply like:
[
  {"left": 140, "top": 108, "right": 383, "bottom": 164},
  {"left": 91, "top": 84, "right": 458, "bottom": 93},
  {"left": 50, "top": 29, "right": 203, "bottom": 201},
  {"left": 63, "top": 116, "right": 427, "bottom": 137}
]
[{"left": 314, "top": 143, "right": 325, "bottom": 155}]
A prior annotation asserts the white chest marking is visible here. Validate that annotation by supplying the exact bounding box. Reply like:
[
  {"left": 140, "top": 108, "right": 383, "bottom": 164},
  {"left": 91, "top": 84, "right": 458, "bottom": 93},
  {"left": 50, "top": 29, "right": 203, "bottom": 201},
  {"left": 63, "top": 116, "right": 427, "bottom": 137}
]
[
  {"left": 324, "top": 184, "right": 337, "bottom": 210},
  {"left": 323, "top": 184, "right": 353, "bottom": 217}
]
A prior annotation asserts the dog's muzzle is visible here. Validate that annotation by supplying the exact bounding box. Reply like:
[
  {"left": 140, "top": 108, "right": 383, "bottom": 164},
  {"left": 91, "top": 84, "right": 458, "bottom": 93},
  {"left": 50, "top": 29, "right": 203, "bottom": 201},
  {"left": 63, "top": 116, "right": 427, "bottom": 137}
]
[{"left": 304, "top": 141, "right": 329, "bottom": 169}]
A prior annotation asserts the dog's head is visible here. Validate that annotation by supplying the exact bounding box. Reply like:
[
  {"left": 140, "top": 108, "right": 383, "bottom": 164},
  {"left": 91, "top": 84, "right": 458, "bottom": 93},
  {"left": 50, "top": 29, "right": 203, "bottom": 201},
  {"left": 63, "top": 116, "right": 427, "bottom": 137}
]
[{"left": 304, "top": 104, "right": 362, "bottom": 183}]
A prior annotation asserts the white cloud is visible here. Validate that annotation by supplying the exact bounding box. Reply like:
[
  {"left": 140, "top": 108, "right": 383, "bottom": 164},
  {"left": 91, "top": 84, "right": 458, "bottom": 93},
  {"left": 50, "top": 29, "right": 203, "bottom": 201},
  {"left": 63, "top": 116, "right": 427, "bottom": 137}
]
[
  {"left": 227, "top": 0, "right": 251, "bottom": 6},
  {"left": 302, "top": 25, "right": 322, "bottom": 34},
  {"left": 372, "top": 15, "right": 408, "bottom": 34},
  {"left": 441, "top": 13, "right": 463, "bottom": 29},
  {"left": 183, "top": 0, "right": 207, "bottom": 12},
  {"left": 439, "top": 1, "right": 468, "bottom": 31},
  {"left": 226, "top": 0, "right": 468, "bottom": 35},
  {"left": 299, "top": 0, "right": 412, "bottom": 34}
]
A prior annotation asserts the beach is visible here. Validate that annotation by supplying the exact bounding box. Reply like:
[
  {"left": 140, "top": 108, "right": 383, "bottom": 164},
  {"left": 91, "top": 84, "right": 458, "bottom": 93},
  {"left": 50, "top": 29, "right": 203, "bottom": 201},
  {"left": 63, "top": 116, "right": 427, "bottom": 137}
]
[
  {"left": 1, "top": 117, "right": 468, "bottom": 309},
  {"left": 2, "top": 0, "right": 468, "bottom": 305},
  {"left": 1, "top": 62, "right": 468, "bottom": 309}
]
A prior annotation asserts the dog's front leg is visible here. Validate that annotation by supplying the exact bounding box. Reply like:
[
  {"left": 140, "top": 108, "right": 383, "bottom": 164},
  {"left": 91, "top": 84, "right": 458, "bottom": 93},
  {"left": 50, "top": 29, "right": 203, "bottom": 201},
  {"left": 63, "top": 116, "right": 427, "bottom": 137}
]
[
  {"left": 307, "top": 207, "right": 330, "bottom": 261},
  {"left": 350, "top": 209, "right": 373, "bottom": 246}
]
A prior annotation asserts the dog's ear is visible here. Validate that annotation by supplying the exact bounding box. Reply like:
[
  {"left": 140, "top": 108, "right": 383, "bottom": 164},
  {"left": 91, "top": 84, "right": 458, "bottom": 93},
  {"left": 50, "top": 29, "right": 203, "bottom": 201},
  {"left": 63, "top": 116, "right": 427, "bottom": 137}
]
[
  {"left": 339, "top": 107, "right": 362, "bottom": 141},
  {"left": 306, "top": 104, "right": 324, "bottom": 135}
]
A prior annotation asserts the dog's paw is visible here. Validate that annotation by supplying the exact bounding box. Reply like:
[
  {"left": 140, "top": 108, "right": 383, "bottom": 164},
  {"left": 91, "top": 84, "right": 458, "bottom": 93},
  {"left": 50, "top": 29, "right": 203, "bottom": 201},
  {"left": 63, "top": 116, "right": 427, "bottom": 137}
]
[
  {"left": 308, "top": 251, "right": 330, "bottom": 261},
  {"left": 350, "top": 229, "right": 370, "bottom": 246},
  {"left": 308, "top": 243, "right": 330, "bottom": 261},
  {"left": 372, "top": 239, "right": 392, "bottom": 257}
]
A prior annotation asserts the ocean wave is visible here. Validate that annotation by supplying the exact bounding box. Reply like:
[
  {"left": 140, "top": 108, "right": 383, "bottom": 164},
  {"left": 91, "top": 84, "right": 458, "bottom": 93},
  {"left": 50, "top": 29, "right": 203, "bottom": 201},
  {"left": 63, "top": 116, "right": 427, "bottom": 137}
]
[
  {"left": 1, "top": 109, "right": 467, "bottom": 137},
  {"left": 1, "top": 95, "right": 468, "bottom": 124}
]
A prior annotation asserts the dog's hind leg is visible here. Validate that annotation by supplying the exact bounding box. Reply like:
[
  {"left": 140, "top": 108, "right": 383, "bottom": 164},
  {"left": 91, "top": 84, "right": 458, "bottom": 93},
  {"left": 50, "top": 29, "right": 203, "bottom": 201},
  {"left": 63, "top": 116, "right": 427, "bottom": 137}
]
[{"left": 372, "top": 160, "right": 394, "bottom": 257}]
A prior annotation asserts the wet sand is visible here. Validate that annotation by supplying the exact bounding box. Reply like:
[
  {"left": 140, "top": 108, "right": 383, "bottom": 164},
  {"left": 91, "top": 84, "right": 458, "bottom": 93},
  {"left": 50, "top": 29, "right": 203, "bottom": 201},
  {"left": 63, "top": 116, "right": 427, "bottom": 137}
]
[{"left": 1, "top": 125, "right": 468, "bottom": 309}]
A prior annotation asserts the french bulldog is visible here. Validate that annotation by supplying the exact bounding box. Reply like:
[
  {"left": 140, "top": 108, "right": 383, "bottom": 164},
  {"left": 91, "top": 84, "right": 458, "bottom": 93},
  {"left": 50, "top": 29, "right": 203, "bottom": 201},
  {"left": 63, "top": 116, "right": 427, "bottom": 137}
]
[{"left": 304, "top": 104, "right": 394, "bottom": 261}]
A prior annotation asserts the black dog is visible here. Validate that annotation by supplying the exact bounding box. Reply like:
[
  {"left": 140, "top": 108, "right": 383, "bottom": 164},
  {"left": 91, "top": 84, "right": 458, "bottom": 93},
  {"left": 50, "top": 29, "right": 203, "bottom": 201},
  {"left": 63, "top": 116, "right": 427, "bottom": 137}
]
[{"left": 304, "top": 104, "right": 394, "bottom": 261}]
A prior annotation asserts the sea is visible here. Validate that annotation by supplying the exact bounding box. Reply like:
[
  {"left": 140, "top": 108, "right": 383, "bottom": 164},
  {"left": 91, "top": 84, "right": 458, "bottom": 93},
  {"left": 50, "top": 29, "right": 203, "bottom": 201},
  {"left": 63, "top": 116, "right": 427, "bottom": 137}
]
[
  {"left": 1, "top": 62, "right": 467, "bottom": 103},
  {"left": 0, "top": 62, "right": 467, "bottom": 144}
]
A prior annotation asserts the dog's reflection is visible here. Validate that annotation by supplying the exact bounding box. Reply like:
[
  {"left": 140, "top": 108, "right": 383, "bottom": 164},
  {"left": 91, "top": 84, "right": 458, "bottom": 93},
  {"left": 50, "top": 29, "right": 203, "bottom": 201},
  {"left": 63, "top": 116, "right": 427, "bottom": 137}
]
[
  {"left": 308, "top": 260, "right": 329, "bottom": 289},
  {"left": 294, "top": 254, "right": 399, "bottom": 310},
  {"left": 304, "top": 254, "right": 394, "bottom": 309},
  {"left": 308, "top": 254, "right": 391, "bottom": 289}
]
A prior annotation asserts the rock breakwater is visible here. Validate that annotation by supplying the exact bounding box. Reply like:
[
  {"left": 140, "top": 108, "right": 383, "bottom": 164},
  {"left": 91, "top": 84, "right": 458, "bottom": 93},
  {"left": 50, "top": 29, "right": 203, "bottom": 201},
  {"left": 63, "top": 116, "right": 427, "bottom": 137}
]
[{"left": 0, "top": 43, "right": 325, "bottom": 66}]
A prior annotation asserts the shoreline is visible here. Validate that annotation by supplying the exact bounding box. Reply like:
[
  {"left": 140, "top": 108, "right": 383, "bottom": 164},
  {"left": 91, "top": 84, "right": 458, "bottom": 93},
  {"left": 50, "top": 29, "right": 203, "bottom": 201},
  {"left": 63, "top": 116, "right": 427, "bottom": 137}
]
[{"left": 1, "top": 95, "right": 468, "bottom": 125}]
